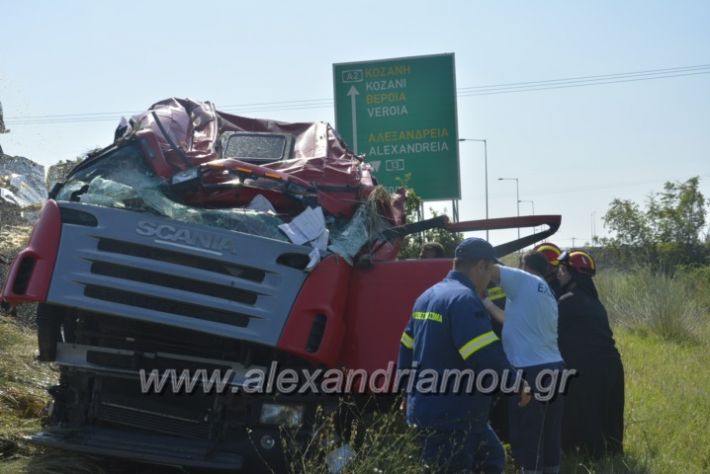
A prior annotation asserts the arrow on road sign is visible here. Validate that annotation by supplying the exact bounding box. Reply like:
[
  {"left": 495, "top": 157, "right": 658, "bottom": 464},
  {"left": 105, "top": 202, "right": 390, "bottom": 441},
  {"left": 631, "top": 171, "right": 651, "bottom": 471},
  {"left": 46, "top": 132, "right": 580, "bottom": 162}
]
[{"left": 347, "top": 85, "right": 359, "bottom": 153}]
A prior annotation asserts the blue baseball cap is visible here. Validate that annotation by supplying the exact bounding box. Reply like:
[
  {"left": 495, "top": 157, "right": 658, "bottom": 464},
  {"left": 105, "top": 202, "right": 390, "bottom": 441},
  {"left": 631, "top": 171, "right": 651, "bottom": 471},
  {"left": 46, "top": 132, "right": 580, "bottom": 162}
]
[{"left": 455, "top": 237, "right": 501, "bottom": 263}]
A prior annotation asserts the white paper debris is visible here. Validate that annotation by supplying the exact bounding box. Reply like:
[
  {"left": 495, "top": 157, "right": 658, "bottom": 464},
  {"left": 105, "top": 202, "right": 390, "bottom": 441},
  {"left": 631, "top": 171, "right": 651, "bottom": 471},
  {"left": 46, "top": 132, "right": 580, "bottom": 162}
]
[
  {"left": 280, "top": 206, "right": 330, "bottom": 271},
  {"left": 278, "top": 206, "right": 326, "bottom": 246},
  {"left": 306, "top": 247, "right": 321, "bottom": 271},
  {"left": 247, "top": 194, "right": 277, "bottom": 214},
  {"left": 325, "top": 443, "right": 356, "bottom": 473}
]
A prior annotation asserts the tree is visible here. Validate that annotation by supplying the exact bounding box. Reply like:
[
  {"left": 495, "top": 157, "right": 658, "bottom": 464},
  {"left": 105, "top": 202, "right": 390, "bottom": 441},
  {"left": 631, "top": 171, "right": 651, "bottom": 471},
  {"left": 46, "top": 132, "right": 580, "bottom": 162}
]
[
  {"left": 648, "top": 177, "right": 706, "bottom": 248},
  {"left": 397, "top": 187, "right": 463, "bottom": 259},
  {"left": 597, "top": 176, "right": 708, "bottom": 269}
]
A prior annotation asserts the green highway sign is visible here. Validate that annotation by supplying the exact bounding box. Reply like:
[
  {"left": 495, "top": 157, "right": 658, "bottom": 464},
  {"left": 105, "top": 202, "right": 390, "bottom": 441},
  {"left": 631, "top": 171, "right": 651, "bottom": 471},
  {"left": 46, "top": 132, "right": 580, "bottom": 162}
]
[{"left": 333, "top": 53, "right": 460, "bottom": 200}]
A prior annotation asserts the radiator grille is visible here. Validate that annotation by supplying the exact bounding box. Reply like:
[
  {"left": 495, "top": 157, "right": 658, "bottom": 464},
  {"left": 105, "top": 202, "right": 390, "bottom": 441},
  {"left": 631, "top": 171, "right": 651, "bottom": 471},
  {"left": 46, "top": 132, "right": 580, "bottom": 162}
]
[
  {"left": 48, "top": 203, "right": 312, "bottom": 347},
  {"left": 90, "top": 261, "right": 258, "bottom": 305},
  {"left": 84, "top": 285, "right": 251, "bottom": 327},
  {"left": 97, "top": 237, "right": 266, "bottom": 282}
]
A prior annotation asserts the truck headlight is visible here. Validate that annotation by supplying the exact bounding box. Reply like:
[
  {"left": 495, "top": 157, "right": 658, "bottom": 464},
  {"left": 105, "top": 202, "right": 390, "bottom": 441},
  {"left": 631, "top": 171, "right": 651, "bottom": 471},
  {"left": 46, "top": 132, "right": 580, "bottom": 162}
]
[{"left": 259, "top": 403, "right": 303, "bottom": 428}]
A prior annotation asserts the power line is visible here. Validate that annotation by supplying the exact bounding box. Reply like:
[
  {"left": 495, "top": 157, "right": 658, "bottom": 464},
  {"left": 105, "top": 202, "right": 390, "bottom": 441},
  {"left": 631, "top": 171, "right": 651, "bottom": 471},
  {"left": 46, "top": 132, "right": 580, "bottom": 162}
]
[
  {"left": 458, "top": 70, "right": 710, "bottom": 97},
  {"left": 8, "top": 97, "right": 336, "bottom": 120},
  {"left": 456, "top": 63, "right": 710, "bottom": 92},
  {"left": 6, "top": 63, "right": 710, "bottom": 125}
]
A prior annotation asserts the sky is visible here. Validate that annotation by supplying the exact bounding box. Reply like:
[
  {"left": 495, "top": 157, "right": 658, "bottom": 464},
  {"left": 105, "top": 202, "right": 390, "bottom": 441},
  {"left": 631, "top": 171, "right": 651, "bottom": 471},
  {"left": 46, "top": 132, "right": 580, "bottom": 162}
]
[{"left": 1, "top": 0, "right": 709, "bottom": 248}]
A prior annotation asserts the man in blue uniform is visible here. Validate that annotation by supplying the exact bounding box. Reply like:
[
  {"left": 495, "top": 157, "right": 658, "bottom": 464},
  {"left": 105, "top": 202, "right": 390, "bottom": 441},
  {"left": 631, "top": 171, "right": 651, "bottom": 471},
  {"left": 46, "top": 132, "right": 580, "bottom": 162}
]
[{"left": 398, "top": 238, "right": 530, "bottom": 473}]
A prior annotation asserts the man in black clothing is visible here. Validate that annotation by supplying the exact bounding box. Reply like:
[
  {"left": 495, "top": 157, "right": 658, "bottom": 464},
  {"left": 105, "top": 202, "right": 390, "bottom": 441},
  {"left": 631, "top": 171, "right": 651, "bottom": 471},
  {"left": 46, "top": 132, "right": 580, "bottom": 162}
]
[
  {"left": 533, "top": 242, "right": 564, "bottom": 298},
  {"left": 557, "top": 249, "right": 624, "bottom": 458}
]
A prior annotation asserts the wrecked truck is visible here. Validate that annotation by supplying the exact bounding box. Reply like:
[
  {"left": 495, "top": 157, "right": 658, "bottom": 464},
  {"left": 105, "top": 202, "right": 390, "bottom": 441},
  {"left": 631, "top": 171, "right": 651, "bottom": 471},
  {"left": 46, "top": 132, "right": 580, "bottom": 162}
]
[{"left": 0, "top": 98, "right": 559, "bottom": 470}]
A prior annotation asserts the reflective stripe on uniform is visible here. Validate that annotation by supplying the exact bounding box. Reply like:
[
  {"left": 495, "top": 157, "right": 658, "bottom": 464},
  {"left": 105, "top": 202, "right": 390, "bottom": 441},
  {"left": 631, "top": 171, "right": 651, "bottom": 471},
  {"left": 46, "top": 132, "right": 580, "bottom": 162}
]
[
  {"left": 401, "top": 331, "right": 414, "bottom": 349},
  {"left": 459, "top": 330, "right": 499, "bottom": 360},
  {"left": 412, "top": 311, "right": 444, "bottom": 323},
  {"left": 487, "top": 286, "right": 506, "bottom": 301}
]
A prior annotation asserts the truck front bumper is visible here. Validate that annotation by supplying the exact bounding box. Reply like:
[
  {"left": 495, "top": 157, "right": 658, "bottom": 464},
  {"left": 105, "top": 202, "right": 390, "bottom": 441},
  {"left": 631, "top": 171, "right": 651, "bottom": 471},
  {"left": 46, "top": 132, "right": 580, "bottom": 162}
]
[{"left": 30, "top": 426, "right": 252, "bottom": 470}]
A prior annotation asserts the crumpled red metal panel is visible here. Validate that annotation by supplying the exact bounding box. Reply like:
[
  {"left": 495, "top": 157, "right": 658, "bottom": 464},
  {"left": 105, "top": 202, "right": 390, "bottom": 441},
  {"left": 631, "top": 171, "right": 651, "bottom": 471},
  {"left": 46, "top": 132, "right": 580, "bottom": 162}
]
[
  {"left": 123, "top": 98, "right": 371, "bottom": 191},
  {"left": 116, "top": 98, "right": 397, "bottom": 220}
]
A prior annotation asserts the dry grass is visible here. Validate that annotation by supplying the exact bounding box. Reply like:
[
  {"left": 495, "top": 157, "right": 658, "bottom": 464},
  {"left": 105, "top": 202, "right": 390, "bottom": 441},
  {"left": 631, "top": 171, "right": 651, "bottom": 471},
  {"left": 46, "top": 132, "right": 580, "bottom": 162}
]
[
  {"left": 281, "top": 399, "right": 421, "bottom": 474},
  {"left": 0, "top": 225, "right": 36, "bottom": 326},
  {"left": 596, "top": 268, "right": 708, "bottom": 342},
  {"left": 0, "top": 317, "right": 56, "bottom": 468}
]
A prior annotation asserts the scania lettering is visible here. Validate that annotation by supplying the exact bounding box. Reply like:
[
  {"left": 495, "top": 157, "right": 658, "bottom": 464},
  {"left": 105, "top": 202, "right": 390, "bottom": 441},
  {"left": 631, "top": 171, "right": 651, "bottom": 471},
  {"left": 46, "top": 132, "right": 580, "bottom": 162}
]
[{"left": 136, "top": 221, "right": 238, "bottom": 254}]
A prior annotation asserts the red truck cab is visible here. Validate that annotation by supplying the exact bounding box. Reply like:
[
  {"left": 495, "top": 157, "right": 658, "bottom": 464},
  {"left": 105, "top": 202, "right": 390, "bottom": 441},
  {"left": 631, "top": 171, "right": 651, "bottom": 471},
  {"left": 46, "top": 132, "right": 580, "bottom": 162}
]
[{"left": 1, "top": 98, "right": 560, "bottom": 471}]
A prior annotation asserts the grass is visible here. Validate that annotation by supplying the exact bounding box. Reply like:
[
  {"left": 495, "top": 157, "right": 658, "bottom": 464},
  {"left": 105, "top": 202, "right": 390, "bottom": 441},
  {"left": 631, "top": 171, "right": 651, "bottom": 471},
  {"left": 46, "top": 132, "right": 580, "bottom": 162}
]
[
  {"left": 0, "top": 266, "right": 708, "bottom": 472},
  {"left": 596, "top": 268, "right": 707, "bottom": 343},
  {"left": 0, "top": 317, "right": 56, "bottom": 471},
  {"left": 556, "top": 324, "right": 710, "bottom": 473},
  {"left": 281, "top": 401, "right": 421, "bottom": 474}
]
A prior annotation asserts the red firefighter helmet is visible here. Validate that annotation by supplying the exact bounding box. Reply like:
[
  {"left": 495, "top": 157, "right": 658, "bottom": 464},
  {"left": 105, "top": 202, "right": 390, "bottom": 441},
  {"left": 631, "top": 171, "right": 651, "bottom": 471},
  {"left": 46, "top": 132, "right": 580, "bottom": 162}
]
[
  {"left": 558, "top": 249, "right": 596, "bottom": 276},
  {"left": 533, "top": 242, "right": 562, "bottom": 267}
]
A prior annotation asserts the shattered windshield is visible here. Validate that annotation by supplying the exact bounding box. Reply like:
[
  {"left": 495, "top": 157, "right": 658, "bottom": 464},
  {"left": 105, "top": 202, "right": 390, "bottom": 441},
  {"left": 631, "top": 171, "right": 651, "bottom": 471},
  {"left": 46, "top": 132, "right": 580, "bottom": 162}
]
[{"left": 55, "top": 144, "right": 289, "bottom": 242}]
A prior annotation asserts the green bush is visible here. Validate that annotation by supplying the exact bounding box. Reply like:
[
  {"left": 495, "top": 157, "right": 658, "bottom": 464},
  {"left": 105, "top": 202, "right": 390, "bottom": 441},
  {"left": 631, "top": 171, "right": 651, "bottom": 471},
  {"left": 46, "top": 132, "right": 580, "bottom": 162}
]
[
  {"left": 677, "top": 265, "right": 710, "bottom": 310},
  {"left": 282, "top": 398, "right": 421, "bottom": 474},
  {"left": 596, "top": 268, "right": 707, "bottom": 342}
]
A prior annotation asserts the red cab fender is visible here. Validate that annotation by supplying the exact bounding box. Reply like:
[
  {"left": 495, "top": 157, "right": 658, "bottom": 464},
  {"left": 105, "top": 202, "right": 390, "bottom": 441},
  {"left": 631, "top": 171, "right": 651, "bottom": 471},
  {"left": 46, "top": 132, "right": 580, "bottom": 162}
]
[
  {"left": 277, "top": 256, "right": 352, "bottom": 367},
  {"left": 1, "top": 200, "right": 62, "bottom": 306}
]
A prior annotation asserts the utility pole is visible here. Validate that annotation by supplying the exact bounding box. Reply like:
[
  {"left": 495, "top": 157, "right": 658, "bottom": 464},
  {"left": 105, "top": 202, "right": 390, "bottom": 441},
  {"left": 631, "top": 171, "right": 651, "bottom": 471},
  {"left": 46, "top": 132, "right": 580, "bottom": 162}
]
[
  {"left": 499, "top": 177, "right": 520, "bottom": 240},
  {"left": 520, "top": 199, "right": 535, "bottom": 234},
  {"left": 458, "top": 138, "right": 489, "bottom": 239}
]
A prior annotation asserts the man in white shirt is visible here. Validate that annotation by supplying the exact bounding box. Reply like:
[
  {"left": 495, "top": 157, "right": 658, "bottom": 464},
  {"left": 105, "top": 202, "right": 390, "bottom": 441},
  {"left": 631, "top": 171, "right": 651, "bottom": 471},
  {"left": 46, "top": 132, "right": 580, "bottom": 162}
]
[{"left": 484, "top": 251, "right": 565, "bottom": 474}]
